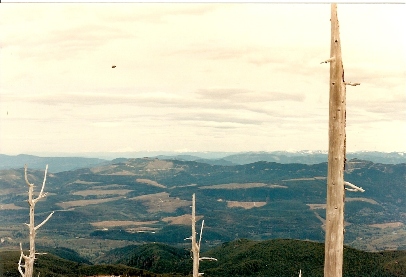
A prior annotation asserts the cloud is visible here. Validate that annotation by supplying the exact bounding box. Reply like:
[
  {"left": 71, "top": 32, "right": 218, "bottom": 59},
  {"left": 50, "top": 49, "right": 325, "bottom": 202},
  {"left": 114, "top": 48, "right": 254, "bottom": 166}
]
[
  {"left": 0, "top": 3, "right": 404, "bottom": 154},
  {"left": 97, "top": 4, "right": 218, "bottom": 24},
  {"left": 195, "top": 88, "right": 305, "bottom": 102},
  {"left": 5, "top": 24, "right": 130, "bottom": 61}
]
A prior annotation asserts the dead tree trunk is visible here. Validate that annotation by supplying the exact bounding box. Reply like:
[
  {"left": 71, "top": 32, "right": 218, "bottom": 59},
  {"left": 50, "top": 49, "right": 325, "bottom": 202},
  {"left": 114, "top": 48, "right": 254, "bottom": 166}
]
[
  {"left": 18, "top": 165, "right": 54, "bottom": 277},
  {"left": 321, "top": 5, "right": 363, "bottom": 276},
  {"left": 190, "top": 193, "right": 216, "bottom": 277},
  {"left": 323, "top": 4, "right": 346, "bottom": 277},
  {"left": 191, "top": 193, "right": 200, "bottom": 277}
]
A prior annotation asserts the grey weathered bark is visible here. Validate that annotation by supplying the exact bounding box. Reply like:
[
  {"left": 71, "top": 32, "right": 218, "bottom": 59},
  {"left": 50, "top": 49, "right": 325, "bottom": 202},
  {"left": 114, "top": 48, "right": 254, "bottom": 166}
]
[
  {"left": 323, "top": 3, "right": 346, "bottom": 277},
  {"left": 190, "top": 193, "right": 216, "bottom": 277},
  {"left": 322, "top": 5, "right": 362, "bottom": 276},
  {"left": 18, "top": 165, "right": 54, "bottom": 277},
  {"left": 191, "top": 193, "right": 200, "bottom": 277}
]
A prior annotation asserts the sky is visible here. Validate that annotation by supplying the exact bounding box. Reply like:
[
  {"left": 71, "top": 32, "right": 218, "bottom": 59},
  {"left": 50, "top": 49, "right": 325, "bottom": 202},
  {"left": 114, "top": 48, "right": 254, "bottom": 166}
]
[{"left": 0, "top": 3, "right": 405, "bottom": 157}]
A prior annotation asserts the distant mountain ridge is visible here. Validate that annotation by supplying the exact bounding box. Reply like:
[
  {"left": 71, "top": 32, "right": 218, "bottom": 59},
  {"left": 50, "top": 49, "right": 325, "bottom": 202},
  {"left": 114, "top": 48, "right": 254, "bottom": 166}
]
[
  {"left": 156, "top": 151, "right": 406, "bottom": 165},
  {"left": 0, "top": 154, "right": 108, "bottom": 173},
  {"left": 1, "top": 151, "right": 404, "bottom": 172}
]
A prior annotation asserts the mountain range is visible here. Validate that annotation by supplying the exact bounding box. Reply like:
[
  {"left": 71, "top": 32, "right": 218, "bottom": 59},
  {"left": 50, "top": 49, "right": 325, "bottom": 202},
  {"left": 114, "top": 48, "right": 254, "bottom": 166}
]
[{"left": 1, "top": 151, "right": 405, "bottom": 172}]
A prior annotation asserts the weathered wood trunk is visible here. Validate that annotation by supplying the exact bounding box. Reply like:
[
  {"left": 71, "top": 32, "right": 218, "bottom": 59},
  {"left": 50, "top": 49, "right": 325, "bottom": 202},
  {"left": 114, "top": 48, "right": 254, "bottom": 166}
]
[
  {"left": 191, "top": 193, "right": 200, "bottom": 277},
  {"left": 26, "top": 184, "right": 36, "bottom": 277},
  {"left": 324, "top": 3, "right": 346, "bottom": 277}
]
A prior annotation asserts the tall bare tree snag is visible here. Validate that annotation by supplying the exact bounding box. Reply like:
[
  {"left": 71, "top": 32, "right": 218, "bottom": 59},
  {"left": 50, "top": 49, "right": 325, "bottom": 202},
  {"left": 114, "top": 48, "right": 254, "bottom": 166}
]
[
  {"left": 18, "top": 165, "right": 54, "bottom": 277},
  {"left": 322, "top": 4, "right": 362, "bottom": 277},
  {"left": 191, "top": 193, "right": 200, "bottom": 277},
  {"left": 190, "top": 193, "right": 217, "bottom": 277},
  {"left": 323, "top": 3, "right": 346, "bottom": 276}
]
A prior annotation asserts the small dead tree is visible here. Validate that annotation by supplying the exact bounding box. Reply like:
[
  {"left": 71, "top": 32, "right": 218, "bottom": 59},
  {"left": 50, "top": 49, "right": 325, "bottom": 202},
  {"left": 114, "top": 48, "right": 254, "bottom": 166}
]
[
  {"left": 189, "top": 193, "right": 217, "bottom": 277},
  {"left": 18, "top": 165, "right": 54, "bottom": 277}
]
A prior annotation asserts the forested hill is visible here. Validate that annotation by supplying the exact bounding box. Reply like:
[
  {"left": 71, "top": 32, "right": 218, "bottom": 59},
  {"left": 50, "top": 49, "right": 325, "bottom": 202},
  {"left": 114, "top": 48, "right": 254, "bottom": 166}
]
[
  {"left": 97, "top": 239, "right": 406, "bottom": 276},
  {"left": 1, "top": 239, "right": 405, "bottom": 276},
  {"left": 0, "top": 157, "right": 405, "bottom": 266}
]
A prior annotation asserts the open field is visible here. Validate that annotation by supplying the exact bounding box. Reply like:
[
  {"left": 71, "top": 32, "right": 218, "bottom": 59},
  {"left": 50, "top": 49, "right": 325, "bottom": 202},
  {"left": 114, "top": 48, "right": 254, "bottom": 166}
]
[
  {"left": 199, "top": 182, "right": 287, "bottom": 189},
  {"left": 226, "top": 200, "right": 267, "bottom": 209},
  {"left": 56, "top": 196, "right": 123, "bottom": 209},
  {"left": 307, "top": 197, "right": 379, "bottom": 210},
  {"left": 0, "top": 203, "right": 25, "bottom": 210},
  {"left": 145, "top": 160, "right": 174, "bottom": 170},
  {"left": 346, "top": 197, "right": 379, "bottom": 205},
  {"left": 370, "top": 222, "right": 404, "bottom": 229},
  {"left": 68, "top": 179, "right": 102, "bottom": 185},
  {"left": 162, "top": 214, "right": 203, "bottom": 225},
  {"left": 72, "top": 189, "right": 133, "bottom": 196},
  {"left": 307, "top": 204, "right": 326, "bottom": 210},
  {"left": 91, "top": 220, "right": 159, "bottom": 228},
  {"left": 136, "top": 178, "right": 166, "bottom": 188},
  {"left": 130, "top": 192, "right": 191, "bottom": 213},
  {"left": 348, "top": 224, "right": 406, "bottom": 251},
  {"left": 282, "top": 176, "right": 327, "bottom": 181}
]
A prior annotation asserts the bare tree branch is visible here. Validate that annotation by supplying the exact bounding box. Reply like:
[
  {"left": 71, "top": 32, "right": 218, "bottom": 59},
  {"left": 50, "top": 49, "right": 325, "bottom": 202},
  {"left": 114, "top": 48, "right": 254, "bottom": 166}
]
[
  {"left": 199, "top": 257, "right": 218, "bottom": 261},
  {"left": 24, "top": 165, "right": 32, "bottom": 187},
  {"left": 344, "top": 181, "right": 365, "bottom": 192},
  {"left": 198, "top": 220, "right": 204, "bottom": 249},
  {"left": 34, "top": 211, "right": 54, "bottom": 231},
  {"left": 320, "top": 57, "right": 335, "bottom": 64},
  {"left": 344, "top": 82, "right": 360, "bottom": 86},
  {"left": 18, "top": 243, "right": 25, "bottom": 277},
  {"left": 38, "top": 165, "right": 48, "bottom": 198}
]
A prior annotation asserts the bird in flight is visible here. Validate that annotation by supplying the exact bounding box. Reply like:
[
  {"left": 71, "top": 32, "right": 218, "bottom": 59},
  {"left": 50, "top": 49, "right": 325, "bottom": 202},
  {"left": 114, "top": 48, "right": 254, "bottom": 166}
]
[{"left": 112, "top": 65, "right": 116, "bottom": 68}]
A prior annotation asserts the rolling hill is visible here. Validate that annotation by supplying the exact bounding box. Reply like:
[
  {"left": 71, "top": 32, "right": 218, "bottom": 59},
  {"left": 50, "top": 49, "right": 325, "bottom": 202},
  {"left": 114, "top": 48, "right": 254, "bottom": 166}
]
[
  {"left": 2, "top": 239, "right": 404, "bottom": 277},
  {"left": 0, "top": 156, "right": 405, "bottom": 264}
]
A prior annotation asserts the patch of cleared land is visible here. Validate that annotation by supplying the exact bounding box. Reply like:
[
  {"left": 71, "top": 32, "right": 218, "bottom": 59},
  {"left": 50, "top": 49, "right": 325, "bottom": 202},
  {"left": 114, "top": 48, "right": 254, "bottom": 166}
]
[
  {"left": 69, "top": 179, "right": 101, "bottom": 185},
  {"left": 56, "top": 196, "right": 123, "bottom": 209},
  {"left": 226, "top": 201, "right": 267, "bottom": 209},
  {"left": 312, "top": 211, "right": 351, "bottom": 231},
  {"left": 162, "top": 214, "right": 203, "bottom": 225},
  {"left": 282, "top": 177, "right": 326, "bottom": 182},
  {"left": 0, "top": 203, "right": 25, "bottom": 210},
  {"left": 0, "top": 188, "right": 22, "bottom": 196},
  {"left": 345, "top": 197, "right": 379, "bottom": 205},
  {"left": 369, "top": 222, "right": 404, "bottom": 229},
  {"left": 110, "top": 170, "right": 137, "bottom": 175},
  {"left": 307, "top": 204, "right": 326, "bottom": 210},
  {"left": 0, "top": 172, "right": 21, "bottom": 181},
  {"left": 313, "top": 212, "right": 326, "bottom": 230},
  {"left": 136, "top": 178, "right": 166, "bottom": 188},
  {"left": 91, "top": 220, "right": 158, "bottom": 228},
  {"left": 126, "top": 226, "right": 158, "bottom": 233},
  {"left": 145, "top": 160, "right": 174, "bottom": 170},
  {"left": 72, "top": 189, "right": 132, "bottom": 197},
  {"left": 130, "top": 192, "right": 190, "bottom": 213},
  {"left": 199, "top": 183, "right": 287, "bottom": 190},
  {"left": 307, "top": 198, "right": 378, "bottom": 210},
  {"left": 349, "top": 224, "right": 406, "bottom": 251},
  {"left": 90, "top": 164, "right": 118, "bottom": 174}
]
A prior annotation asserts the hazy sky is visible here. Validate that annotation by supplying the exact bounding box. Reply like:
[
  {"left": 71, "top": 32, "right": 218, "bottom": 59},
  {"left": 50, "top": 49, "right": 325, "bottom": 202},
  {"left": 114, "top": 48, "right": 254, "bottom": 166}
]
[{"left": 0, "top": 3, "right": 405, "bottom": 156}]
